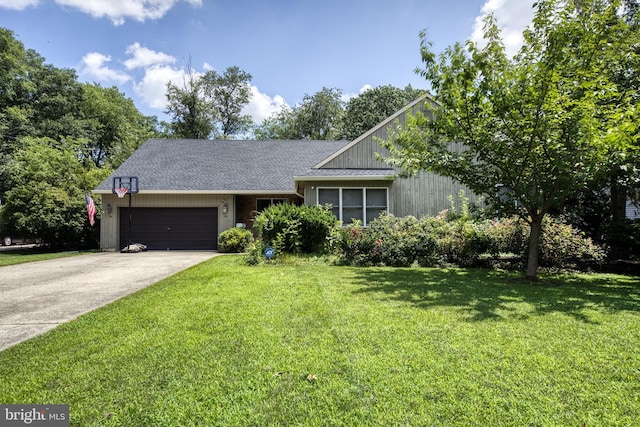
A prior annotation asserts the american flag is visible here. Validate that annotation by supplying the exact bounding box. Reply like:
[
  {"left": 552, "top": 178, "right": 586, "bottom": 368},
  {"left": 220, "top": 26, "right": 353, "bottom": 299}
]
[{"left": 85, "top": 193, "right": 96, "bottom": 226}]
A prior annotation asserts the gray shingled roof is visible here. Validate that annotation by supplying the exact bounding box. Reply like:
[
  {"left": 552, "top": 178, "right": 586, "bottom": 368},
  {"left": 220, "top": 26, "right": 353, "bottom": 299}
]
[{"left": 95, "top": 139, "right": 352, "bottom": 193}]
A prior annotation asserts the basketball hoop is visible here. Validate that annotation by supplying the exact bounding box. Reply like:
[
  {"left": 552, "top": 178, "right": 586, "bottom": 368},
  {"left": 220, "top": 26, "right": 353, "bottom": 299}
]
[{"left": 114, "top": 187, "right": 128, "bottom": 198}]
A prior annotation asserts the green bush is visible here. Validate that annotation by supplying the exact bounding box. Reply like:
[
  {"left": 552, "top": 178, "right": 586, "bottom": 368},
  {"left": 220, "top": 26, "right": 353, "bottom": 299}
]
[
  {"left": 331, "top": 215, "right": 438, "bottom": 267},
  {"left": 253, "top": 203, "right": 339, "bottom": 254},
  {"left": 420, "top": 214, "right": 490, "bottom": 266},
  {"left": 539, "top": 216, "right": 606, "bottom": 267},
  {"left": 369, "top": 214, "right": 439, "bottom": 267},
  {"left": 217, "top": 227, "right": 254, "bottom": 253},
  {"left": 331, "top": 213, "right": 605, "bottom": 270}
]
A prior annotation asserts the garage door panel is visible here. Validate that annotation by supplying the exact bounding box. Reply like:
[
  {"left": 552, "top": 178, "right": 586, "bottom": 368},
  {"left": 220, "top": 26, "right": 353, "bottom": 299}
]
[{"left": 119, "top": 208, "right": 218, "bottom": 250}]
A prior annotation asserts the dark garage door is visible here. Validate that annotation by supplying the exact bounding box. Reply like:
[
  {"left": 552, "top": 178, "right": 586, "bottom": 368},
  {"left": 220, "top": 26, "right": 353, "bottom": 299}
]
[{"left": 119, "top": 207, "right": 218, "bottom": 250}]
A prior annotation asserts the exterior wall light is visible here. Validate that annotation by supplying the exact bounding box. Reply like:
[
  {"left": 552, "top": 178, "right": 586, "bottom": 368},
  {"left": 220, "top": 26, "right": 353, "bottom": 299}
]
[{"left": 222, "top": 201, "right": 228, "bottom": 215}]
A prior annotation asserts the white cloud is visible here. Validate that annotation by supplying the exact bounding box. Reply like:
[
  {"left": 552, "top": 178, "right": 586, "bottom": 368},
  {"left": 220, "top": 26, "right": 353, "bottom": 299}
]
[
  {"left": 359, "top": 84, "right": 373, "bottom": 94},
  {"left": 340, "top": 84, "right": 373, "bottom": 104},
  {"left": 243, "top": 85, "right": 288, "bottom": 123},
  {"left": 470, "top": 0, "right": 535, "bottom": 56},
  {"left": 80, "top": 52, "right": 131, "bottom": 84},
  {"left": 0, "top": 0, "right": 39, "bottom": 10},
  {"left": 124, "top": 42, "right": 176, "bottom": 69},
  {"left": 133, "top": 64, "right": 188, "bottom": 110},
  {"left": 54, "top": 0, "right": 202, "bottom": 26}
]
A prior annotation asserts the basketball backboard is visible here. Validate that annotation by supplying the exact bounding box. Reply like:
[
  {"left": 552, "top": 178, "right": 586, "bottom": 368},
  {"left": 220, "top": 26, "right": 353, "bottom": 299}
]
[{"left": 112, "top": 176, "right": 139, "bottom": 195}]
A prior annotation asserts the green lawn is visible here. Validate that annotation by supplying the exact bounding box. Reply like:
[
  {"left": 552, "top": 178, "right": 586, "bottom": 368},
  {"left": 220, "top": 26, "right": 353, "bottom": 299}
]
[
  {"left": 1, "top": 256, "right": 638, "bottom": 426},
  {"left": 0, "top": 248, "right": 84, "bottom": 267}
]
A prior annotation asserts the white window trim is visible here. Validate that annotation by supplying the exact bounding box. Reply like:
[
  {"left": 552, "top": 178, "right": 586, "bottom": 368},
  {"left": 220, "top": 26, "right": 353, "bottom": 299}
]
[{"left": 317, "top": 187, "right": 389, "bottom": 226}]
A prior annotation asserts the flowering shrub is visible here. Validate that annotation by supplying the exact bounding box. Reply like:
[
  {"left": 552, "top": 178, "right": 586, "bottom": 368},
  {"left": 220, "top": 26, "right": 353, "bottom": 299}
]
[
  {"left": 331, "top": 213, "right": 605, "bottom": 269},
  {"left": 539, "top": 216, "right": 606, "bottom": 267}
]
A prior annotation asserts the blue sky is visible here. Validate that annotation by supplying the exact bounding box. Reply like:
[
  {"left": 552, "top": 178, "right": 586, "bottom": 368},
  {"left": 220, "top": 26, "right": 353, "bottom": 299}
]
[{"left": 0, "top": 0, "right": 534, "bottom": 122}]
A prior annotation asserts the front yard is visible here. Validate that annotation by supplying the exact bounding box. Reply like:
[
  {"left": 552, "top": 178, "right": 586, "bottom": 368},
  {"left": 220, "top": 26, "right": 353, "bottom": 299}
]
[{"left": 0, "top": 255, "right": 638, "bottom": 425}]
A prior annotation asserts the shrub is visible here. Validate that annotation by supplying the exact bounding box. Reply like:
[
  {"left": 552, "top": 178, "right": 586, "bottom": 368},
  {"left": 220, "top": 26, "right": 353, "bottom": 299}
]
[
  {"left": 253, "top": 203, "right": 339, "bottom": 254},
  {"left": 484, "top": 216, "right": 528, "bottom": 256},
  {"left": 217, "top": 227, "right": 254, "bottom": 253},
  {"left": 331, "top": 212, "right": 605, "bottom": 270},
  {"left": 483, "top": 215, "right": 606, "bottom": 268},
  {"left": 331, "top": 215, "right": 438, "bottom": 267},
  {"left": 539, "top": 216, "right": 606, "bottom": 267},
  {"left": 419, "top": 214, "right": 489, "bottom": 266}
]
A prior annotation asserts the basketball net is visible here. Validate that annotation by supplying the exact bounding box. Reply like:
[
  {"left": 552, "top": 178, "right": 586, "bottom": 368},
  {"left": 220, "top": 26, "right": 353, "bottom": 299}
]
[{"left": 115, "top": 187, "right": 128, "bottom": 198}]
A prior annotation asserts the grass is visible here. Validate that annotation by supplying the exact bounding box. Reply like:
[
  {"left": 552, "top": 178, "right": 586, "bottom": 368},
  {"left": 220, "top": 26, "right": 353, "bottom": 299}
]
[
  {"left": 0, "top": 248, "right": 85, "bottom": 266},
  {"left": 0, "top": 256, "right": 639, "bottom": 426}
]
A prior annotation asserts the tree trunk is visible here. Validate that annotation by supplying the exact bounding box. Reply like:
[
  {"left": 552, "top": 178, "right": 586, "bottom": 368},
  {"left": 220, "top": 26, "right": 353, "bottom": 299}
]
[
  {"left": 525, "top": 215, "right": 543, "bottom": 281},
  {"left": 611, "top": 177, "right": 627, "bottom": 225},
  {"left": 610, "top": 177, "right": 629, "bottom": 259}
]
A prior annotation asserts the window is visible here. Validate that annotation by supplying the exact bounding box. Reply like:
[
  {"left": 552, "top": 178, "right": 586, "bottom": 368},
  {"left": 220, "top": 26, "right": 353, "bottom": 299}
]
[
  {"left": 318, "top": 188, "right": 388, "bottom": 226},
  {"left": 256, "top": 198, "right": 288, "bottom": 212}
]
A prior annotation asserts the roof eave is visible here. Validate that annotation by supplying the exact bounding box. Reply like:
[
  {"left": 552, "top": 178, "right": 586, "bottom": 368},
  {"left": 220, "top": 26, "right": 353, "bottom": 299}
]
[
  {"left": 294, "top": 175, "right": 396, "bottom": 182},
  {"left": 93, "top": 189, "right": 299, "bottom": 195}
]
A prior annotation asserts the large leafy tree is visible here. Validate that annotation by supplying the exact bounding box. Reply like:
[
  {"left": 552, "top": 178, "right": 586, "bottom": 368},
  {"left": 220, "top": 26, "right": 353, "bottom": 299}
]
[
  {"left": 165, "top": 64, "right": 213, "bottom": 139},
  {"left": 607, "top": 0, "right": 640, "bottom": 224},
  {"left": 343, "top": 85, "right": 424, "bottom": 140},
  {"left": 80, "top": 83, "right": 156, "bottom": 168},
  {"left": 255, "top": 87, "right": 345, "bottom": 140},
  {"left": 202, "top": 65, "right": 253, "bottom": 139},
  {"left": 165, "top": 64, "right": 253, "bottom": 139},
  {"left": 0, "top": 28, "right": 160, "bottom": 248},
  {"left": 382, "top": 0, "right": 637, "bottom": 279},
  {"left": 1, "top": 137, "right": 103, "bottom": 249}
]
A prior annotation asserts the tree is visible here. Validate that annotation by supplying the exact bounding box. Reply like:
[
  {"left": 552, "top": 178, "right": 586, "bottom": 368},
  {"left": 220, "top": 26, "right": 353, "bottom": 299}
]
[
  {"left": 202, "top": 65, "right": 253, "bottom": 138},
  {"left": 79, "top": 83, "right": 156, "bottom": 168},
  {"left": 165, "top": 63, "right": 213, "bottom": 139},
  {"left": 1, "top": 137, "right": 106, "bottom": 249},
  {"left": 381, "top": 0, "right": 637, "bottom": 280},
  {"left": 343, "top": 85, "right": 424, "bottom": 140},
  {"left": 255, "top": 87, "right": 345, "bottom": 140},
  {"left": 165, "top": 64, "right": 254, "bottom": 139},
  {"left": 606, "top": 0, "right": 640, "bottom": 243}
]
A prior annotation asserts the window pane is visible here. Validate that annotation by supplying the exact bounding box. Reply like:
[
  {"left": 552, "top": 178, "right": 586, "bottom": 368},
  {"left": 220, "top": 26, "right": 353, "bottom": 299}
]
[
  {"left": 366, "top": 189, "right": 387, "bottom": 207},
  {"left": 343, "top": 189, "right": 363, "bottom": 207},
  {"left": 366, "top": 208, "right": 385, "bottom": 224},
  {"left": 318, "top": 189, "right": 339, "bottom": 206},
  {"left": 343, "top": 207, "right": 363, "bottom": 224},
  {"left": 256, "top": 199, "right": 271, "bottom": 212}
]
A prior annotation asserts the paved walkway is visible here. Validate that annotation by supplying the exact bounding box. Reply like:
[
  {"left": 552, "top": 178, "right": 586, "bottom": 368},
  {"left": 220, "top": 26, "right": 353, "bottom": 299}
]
[{"left": 0, "top": 251, "right": 218, "bottom": 351}]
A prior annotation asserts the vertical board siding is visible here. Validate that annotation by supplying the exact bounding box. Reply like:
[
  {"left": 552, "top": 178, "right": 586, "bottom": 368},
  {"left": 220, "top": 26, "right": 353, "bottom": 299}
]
[
  {"left": 312, "top": 95, "right": 482, "bottom": 218},
  {"left": 99, "top": 193, "right": 234, "bottom": 250},
  {"left": 301, "top": 177, "right": 479, "bottom": 218}
]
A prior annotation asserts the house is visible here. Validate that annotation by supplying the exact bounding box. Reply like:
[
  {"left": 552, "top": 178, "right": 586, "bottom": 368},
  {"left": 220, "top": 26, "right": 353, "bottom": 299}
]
[{"left": 94, "top": 96, "right": 478, "bottom": 250}]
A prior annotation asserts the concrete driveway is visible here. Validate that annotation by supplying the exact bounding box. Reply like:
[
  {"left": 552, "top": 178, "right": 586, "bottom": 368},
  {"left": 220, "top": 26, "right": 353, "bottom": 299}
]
[{"left": 0, "top": 251, "right": 218, "bottom": 351}]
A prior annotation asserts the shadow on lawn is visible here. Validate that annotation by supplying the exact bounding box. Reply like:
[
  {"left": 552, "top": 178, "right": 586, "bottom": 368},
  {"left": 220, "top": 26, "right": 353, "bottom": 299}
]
[{"left": 351, "top": 268, "right": 640, "bottom": 323}]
